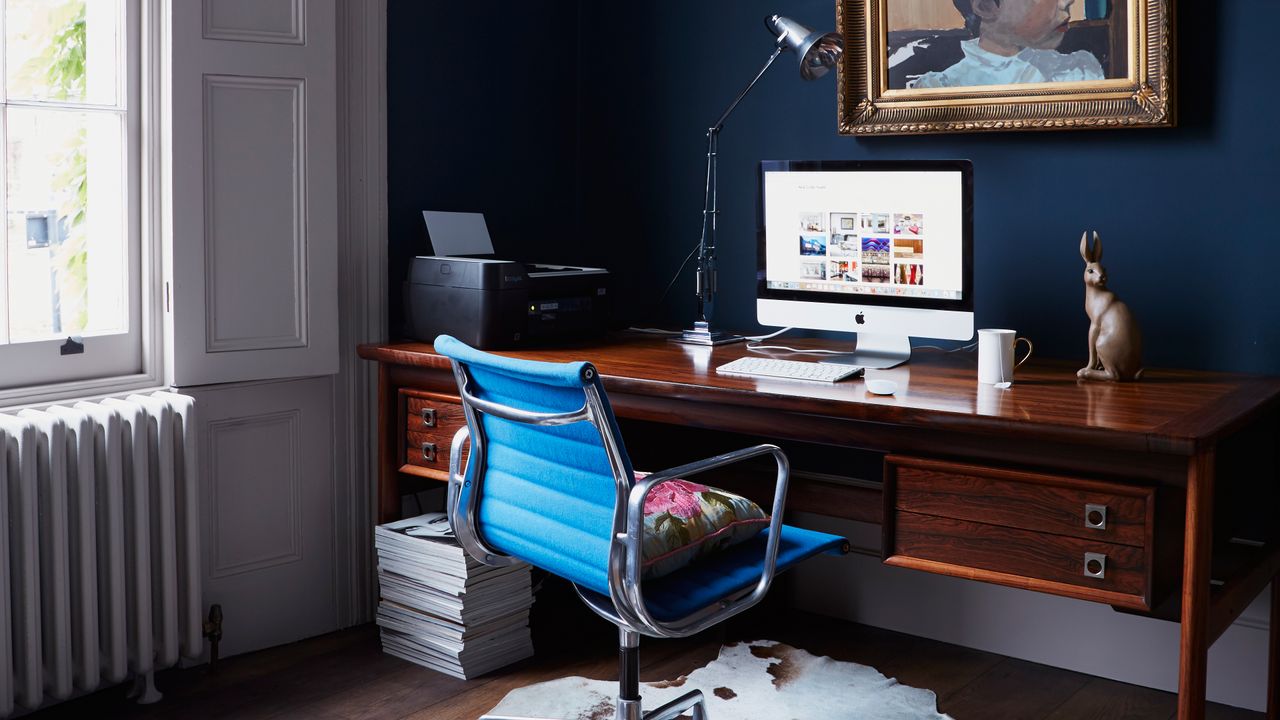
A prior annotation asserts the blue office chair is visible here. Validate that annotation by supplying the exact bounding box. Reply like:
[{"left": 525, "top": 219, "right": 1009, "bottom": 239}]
[{"left": 435, "top": 335, "right": 848, "bottom": 720}]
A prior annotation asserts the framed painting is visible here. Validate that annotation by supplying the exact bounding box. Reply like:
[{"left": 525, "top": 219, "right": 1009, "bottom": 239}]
[{"left": 837, "top": 0, "right": 1174, "bottom": 135}]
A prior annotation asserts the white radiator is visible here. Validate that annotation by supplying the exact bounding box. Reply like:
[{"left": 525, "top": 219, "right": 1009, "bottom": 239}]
[{"left": 0, "top": 392, "right": 201, "bottom": 716}]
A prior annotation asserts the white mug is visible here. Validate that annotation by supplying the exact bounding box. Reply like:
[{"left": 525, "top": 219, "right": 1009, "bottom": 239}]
[{"left": 977, "top": 329, "right": 1033, "bottom": 385}]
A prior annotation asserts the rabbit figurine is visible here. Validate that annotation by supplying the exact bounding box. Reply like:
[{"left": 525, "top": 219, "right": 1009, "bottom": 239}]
[{"left": 1078, "top": 231, "right": 1143, "bottom": 382}]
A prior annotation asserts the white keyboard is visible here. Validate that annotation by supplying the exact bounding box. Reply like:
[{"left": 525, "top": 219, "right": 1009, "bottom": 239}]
[{"left": 715, "top": 356, "right": 863, "bottom": 383}]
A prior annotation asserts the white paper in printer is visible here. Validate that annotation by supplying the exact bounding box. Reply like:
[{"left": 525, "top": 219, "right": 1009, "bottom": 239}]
[{"left": 422, "top": 211, "right": 495, "bottom": 256}]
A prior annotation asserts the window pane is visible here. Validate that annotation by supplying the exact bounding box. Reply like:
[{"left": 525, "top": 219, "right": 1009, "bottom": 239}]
[
  {"left": 5, "top": 0, "right": 121, "bottom": 105},
  {"left": 6, "top": 107, "right": 126, "bottom": 342}
]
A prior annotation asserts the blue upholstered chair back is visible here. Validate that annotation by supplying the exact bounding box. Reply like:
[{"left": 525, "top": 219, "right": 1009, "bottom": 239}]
[{"left": 435, "top": 335, "right": 633, "bottom": 597}]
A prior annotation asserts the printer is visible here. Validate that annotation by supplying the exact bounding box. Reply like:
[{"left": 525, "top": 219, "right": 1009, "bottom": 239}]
[{"left": 403, "top": 212, "right": 611, "bottom": 348}]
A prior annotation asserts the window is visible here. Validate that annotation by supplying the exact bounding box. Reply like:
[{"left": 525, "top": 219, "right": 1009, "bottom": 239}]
[{"left": 0, "top": 0, "right": 142, "bottom": 391}]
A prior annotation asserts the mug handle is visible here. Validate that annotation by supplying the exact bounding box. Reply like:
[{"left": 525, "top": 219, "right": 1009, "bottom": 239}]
[{"left": 1014, "top": 337, "right": 1034, "bottom": 369}]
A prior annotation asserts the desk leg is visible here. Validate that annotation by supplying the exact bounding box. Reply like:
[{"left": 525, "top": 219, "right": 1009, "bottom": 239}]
[
  {"left": 1178, "top": 449, "right": 1215, "bottom": 720},
  {"left": 1269, "top": 576, "right": 1280, "bottom": 719}
]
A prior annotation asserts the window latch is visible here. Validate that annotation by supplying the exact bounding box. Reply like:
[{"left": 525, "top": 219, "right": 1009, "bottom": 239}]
[{"left": 60, "top": 336, "right": 85, "bottom": 356}]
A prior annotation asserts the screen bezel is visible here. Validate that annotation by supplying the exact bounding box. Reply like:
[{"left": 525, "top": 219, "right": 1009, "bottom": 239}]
[{"left": 756, "top": 159, "right": 974, "bottom": 313}]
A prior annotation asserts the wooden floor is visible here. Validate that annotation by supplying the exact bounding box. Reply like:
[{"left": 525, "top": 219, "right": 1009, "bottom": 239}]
[{"left": 26, "top": 595, "right": 1264, "bottom": 720}]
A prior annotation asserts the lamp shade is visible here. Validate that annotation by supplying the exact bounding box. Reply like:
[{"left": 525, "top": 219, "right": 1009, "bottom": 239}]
[{"left": 765, "top": 14, "right": 844, "bottom": 80}]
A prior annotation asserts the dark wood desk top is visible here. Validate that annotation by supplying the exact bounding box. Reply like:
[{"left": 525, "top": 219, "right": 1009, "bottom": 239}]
[{"left": 358, "top": 334, "right": 1280, "bottom": 457}]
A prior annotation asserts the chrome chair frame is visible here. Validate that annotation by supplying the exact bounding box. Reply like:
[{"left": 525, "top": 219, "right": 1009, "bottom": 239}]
[{"left": 445, "top": 359, "right": 791, "bottom": 720}]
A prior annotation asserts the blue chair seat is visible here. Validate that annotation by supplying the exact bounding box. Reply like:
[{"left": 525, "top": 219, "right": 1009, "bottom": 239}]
[{"left": 580, "top": 524, "right": 846, "bottom": 623}]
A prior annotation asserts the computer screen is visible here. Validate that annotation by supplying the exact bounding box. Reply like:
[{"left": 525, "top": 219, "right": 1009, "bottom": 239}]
[{"left": 756, "top": 160, "right": 973, "bottom": 367}]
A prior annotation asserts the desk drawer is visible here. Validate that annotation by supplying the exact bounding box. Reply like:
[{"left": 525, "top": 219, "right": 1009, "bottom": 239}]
[
  {"left": 884, "top": 456, "right": 1155, "bottom": 610},
  {"left": 891, "top": 512, "right": 1148, "bottom": 604},
  {"left": 399, "top": 390, "right": 467, "bottom": 480},
  {"left": 891, "top": 457, "right": 1153, "bottom": 547},
  {"left": 404, "top": 393, "right": 467, "bottom": 437}
]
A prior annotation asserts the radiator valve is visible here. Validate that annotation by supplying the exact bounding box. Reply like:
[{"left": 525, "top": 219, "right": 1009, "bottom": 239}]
[{"left": 203, "top": 604, "right": 223, "bottom": 672}]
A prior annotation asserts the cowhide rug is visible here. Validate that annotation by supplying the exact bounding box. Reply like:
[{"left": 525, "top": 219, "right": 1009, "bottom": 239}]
[{"left": 487, "top": 640, "right": 953, "bottom": 720}]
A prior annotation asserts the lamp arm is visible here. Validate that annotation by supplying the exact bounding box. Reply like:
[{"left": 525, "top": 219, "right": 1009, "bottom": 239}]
[
  {"left": 694, "top": 45, "right": 785, "bottom": 323},
  {"left": 711, "top": 44, "right": 785, "bottom": 133}
]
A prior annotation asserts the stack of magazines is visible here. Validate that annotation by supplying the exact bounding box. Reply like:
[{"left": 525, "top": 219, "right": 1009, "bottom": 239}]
[{"left": 375, "top": 512, "right": 534, "bottom": 679}]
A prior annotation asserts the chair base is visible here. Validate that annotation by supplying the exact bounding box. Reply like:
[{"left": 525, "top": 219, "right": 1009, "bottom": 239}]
[
  {"left": 478, "top": 582, "right": 720, "bottom": 720},
  {"left": 643, "top": 689, "right": 708, "bottom": 720},
  {"left": 480, "top": 688, "right": 707, "bottom": 720}
]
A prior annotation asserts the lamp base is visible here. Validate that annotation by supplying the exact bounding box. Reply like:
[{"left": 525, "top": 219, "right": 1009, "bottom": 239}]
[{"left": 672, "top": 321, "right": 744, "bottom": 346}]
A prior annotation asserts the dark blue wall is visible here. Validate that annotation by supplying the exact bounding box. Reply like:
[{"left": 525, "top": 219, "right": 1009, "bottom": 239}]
[
  {"left": 387, "top": 1, "right": 583, "bottom": 333},
  {"left": 389, "top": 1, "right": 1279, "bottom": 373}
]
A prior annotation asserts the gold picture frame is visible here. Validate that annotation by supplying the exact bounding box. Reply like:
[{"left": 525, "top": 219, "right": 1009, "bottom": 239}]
[{"left": 837, "top": 0, "right": 1175, "bottom": 135}]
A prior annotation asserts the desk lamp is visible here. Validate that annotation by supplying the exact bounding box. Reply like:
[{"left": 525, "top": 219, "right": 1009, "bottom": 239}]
[{"left": 677, "top": 14, "right": 844, "bottom": 346}]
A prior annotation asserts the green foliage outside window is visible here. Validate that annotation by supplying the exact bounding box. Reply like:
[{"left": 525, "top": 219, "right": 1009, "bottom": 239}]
[{"left": 19, "top": 1, "right": 90, "bottom": 331}]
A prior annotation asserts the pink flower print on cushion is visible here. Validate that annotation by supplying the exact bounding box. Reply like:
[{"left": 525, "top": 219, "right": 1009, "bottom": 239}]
[
  {"left": 641, "top": 478, "right": 710, "bottom": 520},
  {"left": 660, "top": 478, "right": 710, "bottom": 494}
]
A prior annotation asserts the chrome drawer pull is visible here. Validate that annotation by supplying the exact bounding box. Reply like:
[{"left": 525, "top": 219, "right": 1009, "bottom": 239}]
[
  {"left": 421, "top": 442, "right": 437, "bottom": 462},
  {"left": 1084, "top": 552, "right": 1107, "bottom": 579},
  {"left": 420, "top": 407, "right": 437, "bottom": 428},
  {"left": 1085, "top": 503, "right": 1108, "bottom": 530}
]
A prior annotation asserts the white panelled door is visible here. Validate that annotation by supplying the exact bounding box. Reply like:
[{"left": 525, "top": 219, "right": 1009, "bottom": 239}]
[{"left": 164, "top": 0, "right": 341, "bottom": 657}]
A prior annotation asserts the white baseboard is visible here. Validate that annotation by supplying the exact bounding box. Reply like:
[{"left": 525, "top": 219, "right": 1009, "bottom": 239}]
[{"left": 788, "top": 514, "right": 1272, "bottom": 713}]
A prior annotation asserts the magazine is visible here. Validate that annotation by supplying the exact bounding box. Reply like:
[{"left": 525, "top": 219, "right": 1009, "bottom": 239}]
[{"left": 374, "top": 512, "right": 535, "bottom": 678}]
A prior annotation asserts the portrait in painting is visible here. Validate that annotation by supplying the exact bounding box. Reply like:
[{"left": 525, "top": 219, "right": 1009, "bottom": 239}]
[{"left": 887, "top": 0, "right": 1127, "bottom": 90}]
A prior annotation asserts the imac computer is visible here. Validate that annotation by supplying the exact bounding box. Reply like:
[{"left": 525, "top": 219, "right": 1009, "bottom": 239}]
[{"left": 757, "top": 159, "right": 973, "bottom": 369}]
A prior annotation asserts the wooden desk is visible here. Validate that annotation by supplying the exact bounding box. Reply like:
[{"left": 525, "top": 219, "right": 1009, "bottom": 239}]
[{"left": 358, "top": 335, "right": 1280, "bottom": 720}]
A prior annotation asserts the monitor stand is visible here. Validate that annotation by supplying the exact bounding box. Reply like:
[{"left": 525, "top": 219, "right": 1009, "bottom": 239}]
[
  {"left": 674, "top": 321, "right": 744, "bottom": 346},
  {"left": 819, "top": 333, "right": 911, "bottom": 370}
]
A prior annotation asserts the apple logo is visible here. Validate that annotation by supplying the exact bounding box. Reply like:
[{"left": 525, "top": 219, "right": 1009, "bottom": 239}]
[{"left": 855, "top": 312, "right": 866, "bottom": 325}]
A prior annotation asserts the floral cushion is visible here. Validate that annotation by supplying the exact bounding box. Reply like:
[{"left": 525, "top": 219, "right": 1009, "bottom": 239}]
[{"left": 638, "top": 473, "right": 769, "bottom": 580}]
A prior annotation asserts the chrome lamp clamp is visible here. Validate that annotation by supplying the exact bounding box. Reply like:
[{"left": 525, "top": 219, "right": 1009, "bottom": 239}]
[{"left": 676, "top": 13, "right": 843, "bottom": 346}]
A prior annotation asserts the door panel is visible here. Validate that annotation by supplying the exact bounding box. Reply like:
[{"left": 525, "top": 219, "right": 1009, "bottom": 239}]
[
  {"left": 203, "top": 0, "right": 305, "bottom": 44},
  {"left": 166, "top": 0, "right": 337, "bottom": 387},
  {"left": 202, "top": 75, "right": 309, "bottom": 353}
]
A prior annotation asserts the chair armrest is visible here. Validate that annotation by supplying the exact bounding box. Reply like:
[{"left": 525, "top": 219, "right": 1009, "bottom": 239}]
[
  {"left": 446, "top": 425, "right": 520, "bottom": 569},
  {"left": 608, "top": 444, "right": 790, "bottom": 638},
  {"left": 446, "top": 426, "right": 469, "bottom": 534}
]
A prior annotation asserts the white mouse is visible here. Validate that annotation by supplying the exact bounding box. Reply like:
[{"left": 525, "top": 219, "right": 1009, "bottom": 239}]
[{"left": 865, "top": 378, "right": 898, "bottom": 396}]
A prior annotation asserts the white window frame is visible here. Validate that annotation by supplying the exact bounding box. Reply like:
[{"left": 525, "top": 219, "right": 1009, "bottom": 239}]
[{"left": 0, "top": 0, "right": 163, "bottom": 407}]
